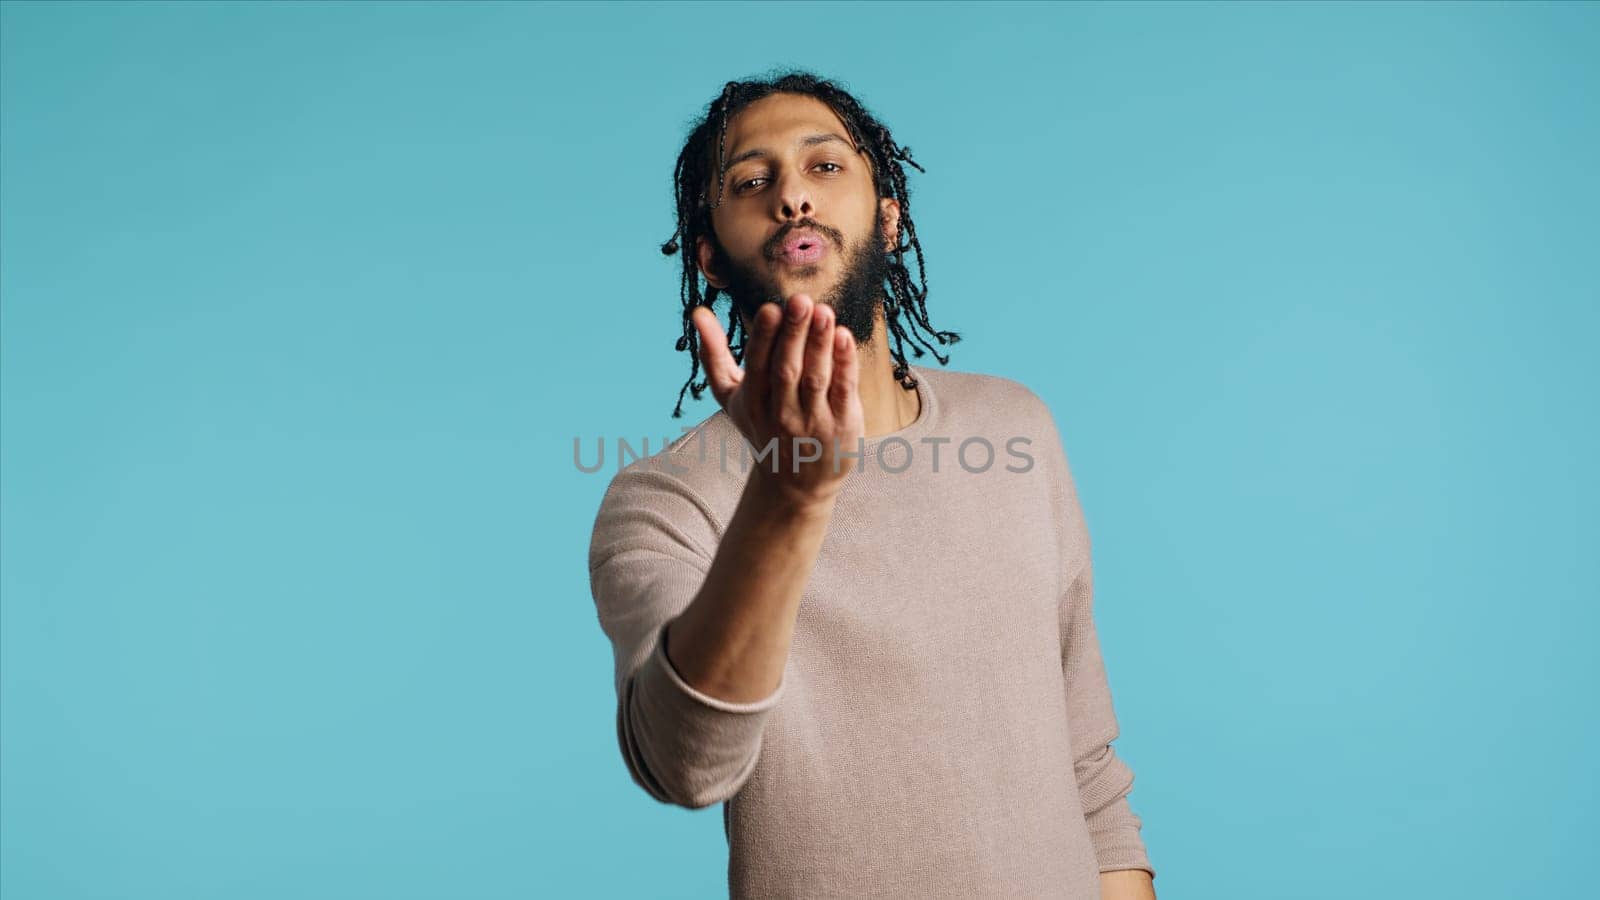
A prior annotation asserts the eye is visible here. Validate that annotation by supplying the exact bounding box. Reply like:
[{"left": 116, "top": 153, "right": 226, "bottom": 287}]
[{"left": 733, "top": 162, "right": 843, "bottom": 193}]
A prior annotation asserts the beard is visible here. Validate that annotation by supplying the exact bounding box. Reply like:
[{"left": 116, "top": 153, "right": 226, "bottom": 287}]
[{"left": 713, "top": 214, "right": 889, "bottom": 350}]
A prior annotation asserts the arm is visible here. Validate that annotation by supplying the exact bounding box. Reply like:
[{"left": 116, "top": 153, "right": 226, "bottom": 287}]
[
  {"left": 588, "top": 294, "right": 862, "bottom": 809},
  {"left": 589, "top": 464, "right": 836, "bottom": 810},
  {"left": 1063, "top": 559, "right": 1156, "bottom": 880},
  {"left": 663, "top": 470, "right": 834, "bottom": 705},
  {"left": 1038, "top": 399, "right": 1157, "bottom": 885}
]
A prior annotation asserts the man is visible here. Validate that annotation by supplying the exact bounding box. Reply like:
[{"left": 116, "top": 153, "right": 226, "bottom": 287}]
[{"left": 587, "top": 70, "right": 1158, "bottom": 899}]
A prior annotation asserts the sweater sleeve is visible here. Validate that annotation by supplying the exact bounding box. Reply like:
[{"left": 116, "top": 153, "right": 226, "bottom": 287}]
[
  {"left": 1061, "top": 560, "right": 1156, "bottom": 879},
  {"left": 1039, "top": 403, "right": 1157, "bottom": 880},
  {"left": 587, "top": 465, "right": 785, "bottom": 810}
]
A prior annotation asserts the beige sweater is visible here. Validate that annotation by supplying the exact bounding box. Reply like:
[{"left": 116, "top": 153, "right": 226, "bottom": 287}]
[{"left": 587, "top": 364, "right": 1155, "bottom": 898}]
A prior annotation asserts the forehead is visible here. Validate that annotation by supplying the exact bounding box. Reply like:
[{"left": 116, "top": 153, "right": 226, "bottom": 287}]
[{"left": 718, "top": 93, "right": 857, "bottom": 168}]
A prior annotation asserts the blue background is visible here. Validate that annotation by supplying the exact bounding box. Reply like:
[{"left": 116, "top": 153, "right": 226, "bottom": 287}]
[{"left": 3, "top": 1, "right": 1595, "bottom": 897}]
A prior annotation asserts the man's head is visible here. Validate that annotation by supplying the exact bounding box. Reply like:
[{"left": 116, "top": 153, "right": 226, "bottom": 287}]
[
  {"left": 696, "top": 91, "right": 895, "bottom": 350},
  {"left": 659, "top": 70, "right": 960, "bottom": 418}
]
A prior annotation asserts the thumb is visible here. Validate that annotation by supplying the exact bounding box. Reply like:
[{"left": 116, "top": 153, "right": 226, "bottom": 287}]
[{"left": 691, "top": 306, "right": 743, "bottom": 407}]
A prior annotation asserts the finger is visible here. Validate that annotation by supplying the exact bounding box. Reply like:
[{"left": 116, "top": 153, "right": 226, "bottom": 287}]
[
  {"left": 828, "top": 325, "right": 860, "bottom": 421},
  {"left": 741, "top": 301, "right": 783, "bottom": 401},
  {"left": 769, "top": 294, "right": 813, "bottom": 417},
  {"left": 799, "top": 301, "right": 834, "bottom": 419},
  {"left": 691, "top": 306, "right": 742, "bottom": 408}
]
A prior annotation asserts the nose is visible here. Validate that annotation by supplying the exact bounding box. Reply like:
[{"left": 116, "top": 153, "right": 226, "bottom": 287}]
[{"left": 774, "top": 167, "right": 813, "bottom": 222}]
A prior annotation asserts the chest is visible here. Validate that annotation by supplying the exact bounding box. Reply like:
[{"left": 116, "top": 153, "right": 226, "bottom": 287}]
[{"left": 791, "top": 470, "right": 1067, "bottom": 706}]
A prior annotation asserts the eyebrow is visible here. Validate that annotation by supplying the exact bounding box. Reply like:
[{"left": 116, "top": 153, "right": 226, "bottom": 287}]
[{"left": 722, "top": 132, "right": 855, "bottom": 171}]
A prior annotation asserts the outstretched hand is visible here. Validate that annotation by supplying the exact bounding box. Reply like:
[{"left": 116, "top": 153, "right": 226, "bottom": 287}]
[{"left": 692, "top": 293, "right": 865, "bottom": 506}]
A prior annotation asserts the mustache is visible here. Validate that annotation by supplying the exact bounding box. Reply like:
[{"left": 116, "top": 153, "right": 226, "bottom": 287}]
[{"left": 763, "top": 220, "right": 843, "bottom": 259}]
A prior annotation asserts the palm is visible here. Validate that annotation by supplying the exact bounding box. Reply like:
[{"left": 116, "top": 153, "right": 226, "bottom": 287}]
[{"left": 691, "top": 295, "right": 864, "bottom": 497}]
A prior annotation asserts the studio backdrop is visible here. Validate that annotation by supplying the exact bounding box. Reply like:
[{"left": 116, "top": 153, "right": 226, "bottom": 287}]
[{"left": 1, "top": 2, "right": 1595, "bottom": 898}]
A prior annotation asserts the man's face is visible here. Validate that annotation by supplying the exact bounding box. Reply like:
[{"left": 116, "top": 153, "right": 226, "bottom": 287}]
[{"left": 696, "top": 92, "right": 900, "bottom": 349}]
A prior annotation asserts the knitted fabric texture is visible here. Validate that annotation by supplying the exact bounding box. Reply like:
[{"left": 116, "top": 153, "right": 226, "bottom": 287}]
[{"left": 587, "top": 364, "right": 1155, "bottom": 898}]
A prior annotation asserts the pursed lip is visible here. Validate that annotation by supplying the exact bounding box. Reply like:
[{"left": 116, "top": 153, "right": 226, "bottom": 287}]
[{"left": 770, "top": 227, "right": 831, "bottom": 264}]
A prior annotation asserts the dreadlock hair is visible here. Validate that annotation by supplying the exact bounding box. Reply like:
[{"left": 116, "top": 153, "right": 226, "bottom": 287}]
[{"left": 658, "top": 68, "right": 961, "bottom": 418}]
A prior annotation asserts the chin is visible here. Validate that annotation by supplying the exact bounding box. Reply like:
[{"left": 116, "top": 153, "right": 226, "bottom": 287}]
[{"left": 779, "top": 273, "right": 836, "bottom": 295}]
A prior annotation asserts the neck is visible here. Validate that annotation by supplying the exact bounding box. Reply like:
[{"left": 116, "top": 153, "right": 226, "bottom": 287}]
[{"left": 855, "top": 303, "right": 920, "bottom": 438}]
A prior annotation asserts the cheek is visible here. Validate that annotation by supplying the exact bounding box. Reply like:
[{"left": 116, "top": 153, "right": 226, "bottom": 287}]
[{"left": 716, "top": 214, "right": 767, "bottom": 259}]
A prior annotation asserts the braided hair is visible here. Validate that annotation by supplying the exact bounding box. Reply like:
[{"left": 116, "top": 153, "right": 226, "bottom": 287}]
[{"left": 659, "top": 68, "right": 961, "bottom": 418}]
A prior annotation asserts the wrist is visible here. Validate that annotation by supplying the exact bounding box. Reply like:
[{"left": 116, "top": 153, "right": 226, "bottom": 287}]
[{"left": 744, "top": 469, "right": 840, "bottom": 519}]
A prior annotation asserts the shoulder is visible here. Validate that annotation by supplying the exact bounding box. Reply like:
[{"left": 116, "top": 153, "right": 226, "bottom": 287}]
[
  {"left": 587, "top": 409, "right": 746, "bottom": 569},
  {"left": 595, "top": 406, "right": 740, "bottom": 492},
  {"left": 916, "top": 364, "right": 1059, "bottom": 432},
  {"left": 917, "top": 364, "right": 1076, "bottom": 481}
]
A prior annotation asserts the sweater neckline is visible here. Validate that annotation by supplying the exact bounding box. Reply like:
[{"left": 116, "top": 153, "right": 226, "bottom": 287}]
[{"left": 857, "top": 363, "right": 937, "bottom": 453}]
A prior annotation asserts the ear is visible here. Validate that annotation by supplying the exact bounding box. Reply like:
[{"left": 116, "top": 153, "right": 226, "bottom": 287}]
[
  {"left": 696, "top": 235, "right": 728, "bottom": 290},
  {"left": 879, "top": 198, "right": 902, "bottom": 252}
]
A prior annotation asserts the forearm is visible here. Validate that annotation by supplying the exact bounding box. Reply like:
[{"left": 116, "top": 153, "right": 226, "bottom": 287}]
[
  {"left": 662, "top": 469, "right": 835, "bottom": 703},
  {"left": 1100, "top": 868, "right": 1156, "bottom": 900}
]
